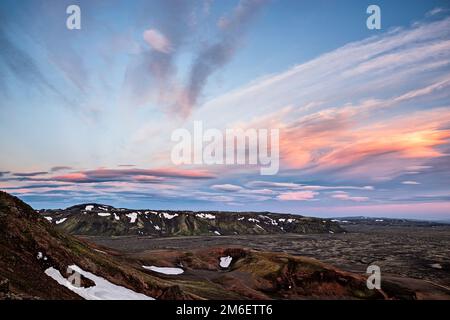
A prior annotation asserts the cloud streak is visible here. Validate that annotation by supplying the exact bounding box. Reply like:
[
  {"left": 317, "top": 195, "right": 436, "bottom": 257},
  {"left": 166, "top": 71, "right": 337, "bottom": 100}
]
[
  {"left": 123, "top": 0, "right": 267, "bottom": 117},
  {"left": 0, "top": 26, "right": 71, "bottom": 107},
  {"left": 122, "top": 0, "right": 193, "bottom": 109},
  {"left": 52, "top": 168, "right": 215, "bottom": 183},
  {"left": 277, "top": 191, "right": 318, "bottom": 201},
  {"left": 13, "top": 172, "right": 48, "bottom": 177},
  {"left": 176, "top": 0, "right": 267, "bottom": 117}
]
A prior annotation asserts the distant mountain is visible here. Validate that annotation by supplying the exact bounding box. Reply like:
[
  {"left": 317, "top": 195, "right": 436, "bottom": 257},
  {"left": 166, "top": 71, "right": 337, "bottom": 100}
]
[
  {"left": 330, "top": 216, "right": 450, "bottom": 227},
  {"left": 38, "top": 203, "right": 344, "bottom": 237}
]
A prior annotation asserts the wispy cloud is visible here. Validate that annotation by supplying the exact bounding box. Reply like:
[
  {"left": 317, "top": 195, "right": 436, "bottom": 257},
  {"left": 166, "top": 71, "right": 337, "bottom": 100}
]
[
  {"left": 175, "top": 0, "right": 267, "bottom": 117},
  {"left": 331, "top": 191, "right": 369, "bottom": 202},
  {"left": 13, "top": 171, "right": 48, "bottom": 177},
  {"left": 50, "top": 166, "right": 73, "bottom": 172},
  {"left": 52, "top": 168, "right": 215, "bottom": 183},
  {"left": 194, "top": 17, "right": 450, "bottom": 184},
  {"left": 247, "top": 181, "right": 374, "bottom": 191},
  {"left": 122, "top": 0, "right": 267, "bottom": 117},
  {"left": 277, "top": 191, "right": 318, "bottom": 201},
  {"left": 122, "top": 0, "right": 195, "bottom": 109},
  {"left": 211, "top": 184, "right": 243, "bottom": 192},
  {"left": 197, "top": 17, "right": 450, "bottom": 122},
  {"left": 402, "top": 181, "right": 421, "bottom": 185},
  {"left": 0, "top": 27, "right": 72, "bottom": 107},
  {"left": 426, "top": 7, "right": 448, "bottom": 17}
]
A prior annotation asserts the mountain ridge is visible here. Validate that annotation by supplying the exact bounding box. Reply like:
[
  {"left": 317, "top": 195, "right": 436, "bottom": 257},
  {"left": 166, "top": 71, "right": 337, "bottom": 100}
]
[{"left": 37, "top": 203, "right": 344, "bottom": 237}]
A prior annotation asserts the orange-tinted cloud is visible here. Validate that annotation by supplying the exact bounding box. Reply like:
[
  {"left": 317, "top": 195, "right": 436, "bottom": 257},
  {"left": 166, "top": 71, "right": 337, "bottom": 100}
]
[{"left": 279, "top": 106, "right": 450, "bottom": 180}]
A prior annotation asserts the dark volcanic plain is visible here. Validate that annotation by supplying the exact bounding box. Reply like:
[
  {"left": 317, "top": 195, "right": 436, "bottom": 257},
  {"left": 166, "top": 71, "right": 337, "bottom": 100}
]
[{"left": 82, "top": 221, "right": 450, "bottom": 298}]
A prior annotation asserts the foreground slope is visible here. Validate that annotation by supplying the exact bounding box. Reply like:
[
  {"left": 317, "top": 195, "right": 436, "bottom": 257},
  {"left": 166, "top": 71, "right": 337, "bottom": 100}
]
[{"left": 0, "top": 192, "right": 193, "bottom": 299}]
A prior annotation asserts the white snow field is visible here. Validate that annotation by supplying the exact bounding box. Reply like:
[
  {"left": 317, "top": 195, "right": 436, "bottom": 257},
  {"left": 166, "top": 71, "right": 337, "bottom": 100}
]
[
  {"left": 219, "top": 256, "right": 232, "bottom": 268},
  {"left": 45, "top": 265, "right": 154, "bottom": 300},
  {"left": 126, "top": 212, "right": 138, "bottom": 223},
  {"left": 55, "top": 218, "right": 67, "bottom": 224},
  {"left": 142, "top": 265, "right": 184, "bottom": 275}
]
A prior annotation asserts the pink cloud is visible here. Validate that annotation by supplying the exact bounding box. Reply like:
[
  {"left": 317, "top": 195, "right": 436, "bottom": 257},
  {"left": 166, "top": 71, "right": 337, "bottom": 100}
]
[
  {"left": 277, "top": 191, "right": 318, "bottom": 201},
  {"left": 279, "top": 105, "right": 450, "bottom": 180},
  {"left": 143, "top": 29, "right": 172, "bottom": 54},
  {"left": 53, "top": 172, "right": 89, "bottom": 182},
  {"left": 211, "top": 184, "right": 243, "bottom": 192}
]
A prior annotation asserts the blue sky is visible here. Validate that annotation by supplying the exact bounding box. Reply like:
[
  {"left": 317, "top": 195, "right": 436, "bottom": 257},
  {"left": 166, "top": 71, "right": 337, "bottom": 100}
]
[{"left": 1, "top": 0, "right": 450, "bottom": 220}]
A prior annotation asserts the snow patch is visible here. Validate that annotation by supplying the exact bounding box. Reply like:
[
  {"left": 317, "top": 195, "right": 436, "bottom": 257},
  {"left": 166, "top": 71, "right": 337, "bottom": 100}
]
[
  {"left": 142, "top": 266, "right": 184, "bottom": 275},
  {"left": 248, "top": 218, "right": 260, "bottom": 223},
  {"left": 56, "top": 218, "right": 67, "bottom": 225},
  {"left": 214, "top": 231, "right": 221, "bottom": 236},
  {"left": 332, "top": 219, "right": 349, "bottom": 223},
  {"left": 98, "top": 213, "right": 111, "bottom": 217},
  {"left": 113, "top": 213, "right": 120, "bottom": 221},
  {"left": 196, "top": 213, "right": 215, "bottom": 220},
  {"left": 160, "top": 212, "right": 178, "bottom": 220},
  {"left": 259, "top": 215, "right": 278, "bottom": 225},
  {"left": 219, "top": 256, "right": 232, "bottom": 268},
  {"left": 85, "top": 205, "right": 94, "bottom": 211},
  {"left": 45, "top": 216, "right": 52, "bottom": 222},
  {"left": 278, "top": 218, "right": 295, "bottom": 223},
  {"left": 45, "top": 265, "right": 154, "bottom": 300},
  {"left": 37, "top": 253, "right": 48, "bottom": 261},
  {"left": 126, "top": 212, "right": 138, "bottom": 223}
]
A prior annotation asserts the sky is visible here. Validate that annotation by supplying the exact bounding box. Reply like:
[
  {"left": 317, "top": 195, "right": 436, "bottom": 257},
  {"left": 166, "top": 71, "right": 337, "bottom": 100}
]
[{"left": 0, "top": 0, "right": 450, "bottom": 220}]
